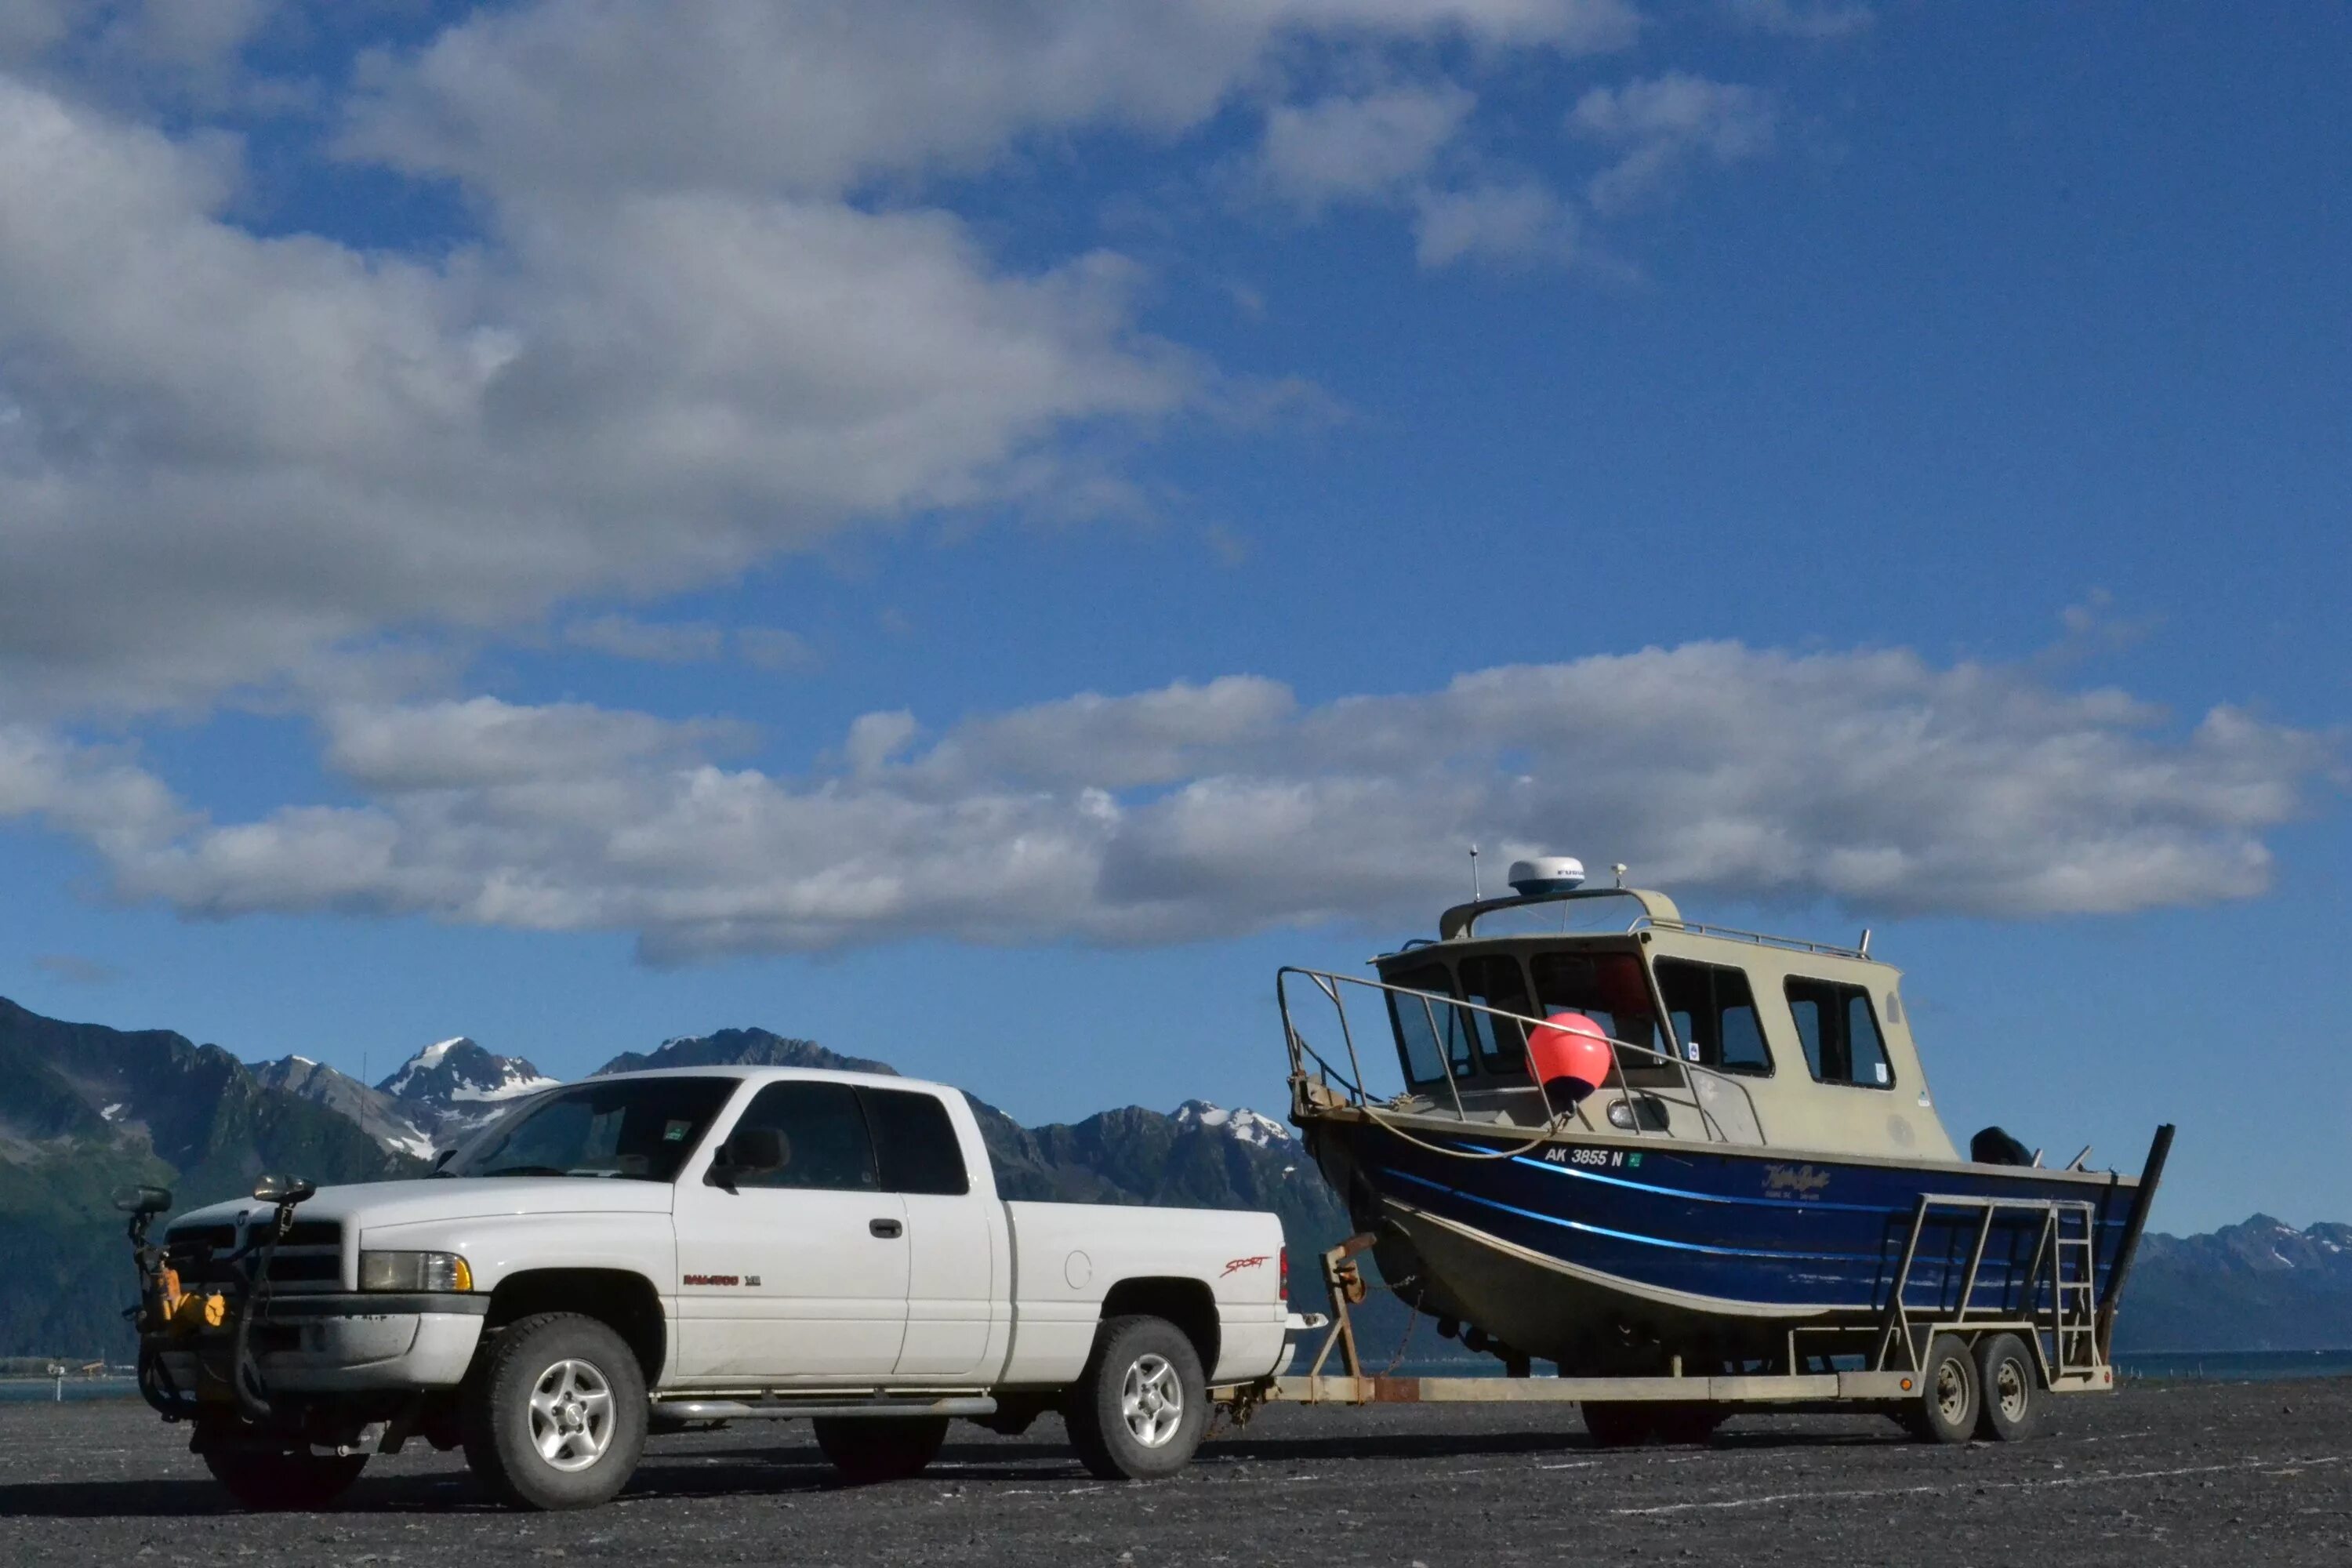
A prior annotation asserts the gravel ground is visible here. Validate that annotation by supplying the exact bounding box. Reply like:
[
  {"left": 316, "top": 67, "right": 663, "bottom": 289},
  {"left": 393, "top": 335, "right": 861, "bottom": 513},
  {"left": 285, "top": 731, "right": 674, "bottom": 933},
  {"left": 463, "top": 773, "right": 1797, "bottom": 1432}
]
[{"left": 2, "top": 1380, "right": 2347, "bottom": 1566}]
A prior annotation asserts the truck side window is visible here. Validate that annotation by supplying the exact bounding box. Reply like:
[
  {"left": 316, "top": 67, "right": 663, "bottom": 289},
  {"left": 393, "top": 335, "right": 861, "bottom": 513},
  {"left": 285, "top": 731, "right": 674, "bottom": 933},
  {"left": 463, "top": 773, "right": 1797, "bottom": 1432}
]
[
  {"left": 1784, "top": 977, "right": 1893, "bottom": 1089},
  {"left": 1653, "top": 957, "right": 1773, "bottom": 1076},
  {"left": 728, "top": 1080, "right": 880, "bottom": 1189},
  {"left": 859, "top": 1087, "right": 971, "bottom": 1196}
]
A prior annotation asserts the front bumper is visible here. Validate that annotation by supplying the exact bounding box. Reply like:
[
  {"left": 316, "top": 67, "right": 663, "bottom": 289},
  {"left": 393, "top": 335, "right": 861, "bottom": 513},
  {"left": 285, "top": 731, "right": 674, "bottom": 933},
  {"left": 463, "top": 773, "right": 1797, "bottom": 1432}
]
[{"left": 152, "top": 1293, "right": 488, "bottom": 1396}]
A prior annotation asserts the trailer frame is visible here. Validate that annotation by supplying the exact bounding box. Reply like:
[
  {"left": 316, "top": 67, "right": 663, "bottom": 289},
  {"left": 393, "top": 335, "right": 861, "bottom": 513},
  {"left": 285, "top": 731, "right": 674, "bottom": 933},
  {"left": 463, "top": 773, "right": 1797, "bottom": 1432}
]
[{"left": 1220, "top": 1126, "right": 2172, "bottom": 1433}]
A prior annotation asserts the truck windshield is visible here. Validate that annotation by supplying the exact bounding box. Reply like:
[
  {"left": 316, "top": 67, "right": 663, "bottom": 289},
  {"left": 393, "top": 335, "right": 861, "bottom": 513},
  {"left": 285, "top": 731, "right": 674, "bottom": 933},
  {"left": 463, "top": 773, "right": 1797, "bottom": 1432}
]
[{"left": 441, "top": 1076, "right": 738, "bottom": 1181}]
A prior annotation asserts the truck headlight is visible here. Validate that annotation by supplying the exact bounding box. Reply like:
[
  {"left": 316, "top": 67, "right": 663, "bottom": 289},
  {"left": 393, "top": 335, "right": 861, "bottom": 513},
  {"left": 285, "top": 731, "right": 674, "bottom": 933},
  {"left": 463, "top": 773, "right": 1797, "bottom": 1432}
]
[{"left": 358, "top": 1250, "right": 473, "bottom": 1292}]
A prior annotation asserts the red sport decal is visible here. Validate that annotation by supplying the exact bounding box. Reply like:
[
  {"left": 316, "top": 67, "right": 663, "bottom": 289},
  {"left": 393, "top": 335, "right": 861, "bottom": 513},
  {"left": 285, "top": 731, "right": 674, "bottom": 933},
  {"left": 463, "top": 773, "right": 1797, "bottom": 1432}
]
[{"left": 1220, "top": 1254, "right": 1270, "bottom": 1277}]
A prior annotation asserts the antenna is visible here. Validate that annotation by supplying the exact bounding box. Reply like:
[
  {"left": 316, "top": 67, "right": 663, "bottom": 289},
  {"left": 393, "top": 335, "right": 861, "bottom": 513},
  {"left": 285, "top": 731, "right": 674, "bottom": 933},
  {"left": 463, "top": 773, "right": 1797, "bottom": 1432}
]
[
  {"left": 1469, "top": 844, "right": 1481, "bottom": 900},
  {"left": 1858, "top": 927, "right": 1872, "bottom": 956},
  {"left": 1613, "top": 862, "right": 1628, "bottom": 890}
]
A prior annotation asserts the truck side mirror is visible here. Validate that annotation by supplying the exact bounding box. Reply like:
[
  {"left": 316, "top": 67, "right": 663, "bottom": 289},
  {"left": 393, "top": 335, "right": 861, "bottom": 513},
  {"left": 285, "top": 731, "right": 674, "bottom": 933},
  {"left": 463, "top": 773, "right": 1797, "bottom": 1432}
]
[{"left": 706, "top": 1127, "right": 786, "bottom": 1192}]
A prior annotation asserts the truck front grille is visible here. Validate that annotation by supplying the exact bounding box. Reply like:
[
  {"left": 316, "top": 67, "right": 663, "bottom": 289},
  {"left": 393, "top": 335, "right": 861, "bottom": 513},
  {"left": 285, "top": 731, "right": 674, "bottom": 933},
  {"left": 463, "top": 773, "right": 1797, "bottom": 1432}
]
[{"left": 165, "top": 1219, "right": 345, "bottom": 1292}]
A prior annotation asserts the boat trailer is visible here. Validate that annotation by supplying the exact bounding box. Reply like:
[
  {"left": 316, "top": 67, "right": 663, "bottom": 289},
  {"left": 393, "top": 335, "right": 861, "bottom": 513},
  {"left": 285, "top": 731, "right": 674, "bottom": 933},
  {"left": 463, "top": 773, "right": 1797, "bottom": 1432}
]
[{"left": 1220, "top": 1126, "right": 2172, "bottom": 1442}]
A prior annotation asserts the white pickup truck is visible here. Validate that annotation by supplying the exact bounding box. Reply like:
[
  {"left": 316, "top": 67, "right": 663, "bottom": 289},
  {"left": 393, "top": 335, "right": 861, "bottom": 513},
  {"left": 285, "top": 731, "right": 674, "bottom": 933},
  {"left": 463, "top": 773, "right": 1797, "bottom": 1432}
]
[{"left": 123, "top": 1067, "right": 1295, "bottom": 1511}]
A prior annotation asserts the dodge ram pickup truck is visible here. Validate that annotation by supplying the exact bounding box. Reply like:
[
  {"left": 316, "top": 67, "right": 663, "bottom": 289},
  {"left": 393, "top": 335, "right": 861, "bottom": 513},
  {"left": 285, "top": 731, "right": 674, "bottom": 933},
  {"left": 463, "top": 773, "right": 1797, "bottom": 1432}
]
[{"left": 118, "top": 1067, "right": 1296, "bottom": 1510}]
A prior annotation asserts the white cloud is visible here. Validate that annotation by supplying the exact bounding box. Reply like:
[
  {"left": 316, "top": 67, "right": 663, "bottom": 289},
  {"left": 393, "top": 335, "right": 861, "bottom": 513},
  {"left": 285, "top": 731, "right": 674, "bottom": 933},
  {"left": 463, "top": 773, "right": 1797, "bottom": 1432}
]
[
  {"left": 1414, "top": 180, "right": 1577, "bottom": 267},
  {"left": 1722, "top": 0, "right": 1873, "bottom": 41},
  {"left": 7, "top": 646, "right": 2331, "bottom": 961},
  {"left": 564, "top": 616, "right": 728, "bottom": 664},
  {"left": 1570, "top": 71, "right": 1777, "bottom": 211},
  {"left": 0, "top": 74, "right": 1190, "bottom": 715},
  {"left": 1259, "top": 84, "right": 1478, "bottom": 211},
  {"left": 343, "top": 0, "right": 1639, "bottom": 202}
]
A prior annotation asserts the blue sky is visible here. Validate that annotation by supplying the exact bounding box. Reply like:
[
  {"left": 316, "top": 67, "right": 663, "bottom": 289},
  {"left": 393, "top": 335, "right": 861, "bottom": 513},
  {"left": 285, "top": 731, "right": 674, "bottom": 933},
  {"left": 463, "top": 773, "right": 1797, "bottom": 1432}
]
[{"left": 0, "top": 2, "right": 2344, "bottom": 1234}]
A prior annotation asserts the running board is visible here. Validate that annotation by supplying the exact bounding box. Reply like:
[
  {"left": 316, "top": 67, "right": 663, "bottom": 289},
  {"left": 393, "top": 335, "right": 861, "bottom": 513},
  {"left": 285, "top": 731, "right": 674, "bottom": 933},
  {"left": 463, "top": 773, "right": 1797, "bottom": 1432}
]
[{"left": 652, "top": 1395, "right": 997, "bottom": 1421}]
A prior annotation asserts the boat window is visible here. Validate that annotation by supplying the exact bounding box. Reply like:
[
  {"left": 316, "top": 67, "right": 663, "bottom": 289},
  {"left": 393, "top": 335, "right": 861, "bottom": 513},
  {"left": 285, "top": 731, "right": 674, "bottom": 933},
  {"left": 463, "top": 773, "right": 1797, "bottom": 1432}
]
[
  {"left": 1528, "top": 950, "right": 1664, "bottom": 1064},
  {"left": 1385, "top": 963, "right": 1475, "bottom": 1087},
  {"left": 1653, "top": 958, "right": 1773, "bottom": 1076},
  {"left": 1784, "top": 978, "right": 1894, "bottom": 1089},
  {"left": 1457, "top": 954, "right": 1534, "bottom": 1077}
]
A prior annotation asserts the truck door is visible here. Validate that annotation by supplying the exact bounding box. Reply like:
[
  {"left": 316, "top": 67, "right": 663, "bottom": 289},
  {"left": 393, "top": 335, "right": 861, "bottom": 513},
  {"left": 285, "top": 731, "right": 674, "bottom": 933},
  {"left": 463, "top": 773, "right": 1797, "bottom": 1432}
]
[
  {"left": 672, "top": 1079, "right": 909, "bottom": 1381},
  {"left": 858, "top": 1086, "right": 995, "bottom": 1379}
]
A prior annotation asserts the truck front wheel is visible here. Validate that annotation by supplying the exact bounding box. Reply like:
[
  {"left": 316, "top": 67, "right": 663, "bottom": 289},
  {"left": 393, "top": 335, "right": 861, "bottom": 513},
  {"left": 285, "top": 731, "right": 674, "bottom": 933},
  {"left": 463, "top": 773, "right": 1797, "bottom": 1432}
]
[
  {"left": 1064, "top": 1314, "right": 1208, "bottom": 1481},
  {"left": 461, "top": 1312, "right": 648, "bottom": 1510}
]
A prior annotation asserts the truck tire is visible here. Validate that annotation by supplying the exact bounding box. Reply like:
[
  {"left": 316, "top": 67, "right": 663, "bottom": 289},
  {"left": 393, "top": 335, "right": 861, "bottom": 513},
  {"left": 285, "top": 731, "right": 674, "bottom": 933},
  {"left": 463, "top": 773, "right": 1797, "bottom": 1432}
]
[
  {"left": 461, "top": 1312, "right": 648, "bottom": 1511},
  {"left": 1973, "top": 1332, "right": 2043, "bottom": 1442},
  {"left": 198, "top": 1428, "right": 368, "bottom": 1511},
  {"left": 1063, "top": 1314, "right": 1209, "bottom": 1481},
  {"left": 812, "top": 1416, "right": 949, "bottom": 1483}
]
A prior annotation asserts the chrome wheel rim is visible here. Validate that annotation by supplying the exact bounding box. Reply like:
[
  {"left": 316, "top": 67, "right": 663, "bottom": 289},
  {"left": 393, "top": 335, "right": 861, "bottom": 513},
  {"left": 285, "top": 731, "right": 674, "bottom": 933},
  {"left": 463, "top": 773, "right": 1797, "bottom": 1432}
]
[
  {"left": 1120, "top": 1353, "right": 1184, "bottom": 1448},
  {"left": 528, "top": 1358, "right": 615, "bottom": 1472},
  {"left": 1995, "top": 1356, "right": 2027, "bottom": 1421},
  {"left": 1934, "top": 1358, "right": 1969, "bottom": 1425}
]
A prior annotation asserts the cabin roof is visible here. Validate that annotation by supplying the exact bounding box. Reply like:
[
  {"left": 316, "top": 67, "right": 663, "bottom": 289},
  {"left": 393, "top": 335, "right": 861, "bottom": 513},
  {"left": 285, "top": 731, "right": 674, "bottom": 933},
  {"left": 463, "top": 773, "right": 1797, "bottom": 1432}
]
[{"left": 1432, "top": 884, "right": 1884, "bottom": 968}]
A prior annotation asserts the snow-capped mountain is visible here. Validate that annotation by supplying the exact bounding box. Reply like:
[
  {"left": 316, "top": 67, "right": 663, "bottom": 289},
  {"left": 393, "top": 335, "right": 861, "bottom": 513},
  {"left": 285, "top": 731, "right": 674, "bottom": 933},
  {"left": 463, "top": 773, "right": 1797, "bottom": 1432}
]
[
  {"left": 249, "top": 1055, "right": 436, "bottom": 1160},
  {"left": 376, "top": 1036, "right": 559, "bottom": 1143},
  {"left": 1173, "top": 1100, "right": 1291, "bottom": 1149}
]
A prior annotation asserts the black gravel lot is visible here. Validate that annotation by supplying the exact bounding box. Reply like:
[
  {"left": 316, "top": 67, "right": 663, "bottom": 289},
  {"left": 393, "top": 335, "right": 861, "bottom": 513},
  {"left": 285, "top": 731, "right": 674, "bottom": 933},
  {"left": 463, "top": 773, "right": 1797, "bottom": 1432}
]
[{"left": 2, "top": 1381, "right": 2347, "bottom": 1566}]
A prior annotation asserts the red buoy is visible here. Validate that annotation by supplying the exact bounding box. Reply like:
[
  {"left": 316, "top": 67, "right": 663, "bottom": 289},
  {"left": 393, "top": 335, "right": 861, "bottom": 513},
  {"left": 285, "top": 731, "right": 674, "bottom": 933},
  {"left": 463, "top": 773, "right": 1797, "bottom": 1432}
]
[{"left": 1528, "top": 1011, "right": 1613, "bottom": 1107}]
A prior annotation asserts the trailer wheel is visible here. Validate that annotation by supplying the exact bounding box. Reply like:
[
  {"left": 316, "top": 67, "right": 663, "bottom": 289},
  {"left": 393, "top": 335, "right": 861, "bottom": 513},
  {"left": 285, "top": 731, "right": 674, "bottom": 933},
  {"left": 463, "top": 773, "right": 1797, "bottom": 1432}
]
[
  {"left": 813, "top": 1416, "right": 949, "bottom": 1483},
  {"left": 198, "top": 1428, "right": 368, "bottom": 1511},
  {"left": 1972, "top": 1333, "right": 2042, "bottom": 1442},
  {"left": 1650, "top": 1402, "right": 1726, "bottom": 1446},
  {"left": 1580, "top": 1402, "right": 1655, "bottom": 1447},
  {"left": 1899, "top": 1334, "right": 1980, "bottom": 1444},
  {"left": 461, "top": 1312, "right": 647, "bottom": 1510},
  {"left": 1064, "top": 1314, "right": 1208, "bottom": 1480}
]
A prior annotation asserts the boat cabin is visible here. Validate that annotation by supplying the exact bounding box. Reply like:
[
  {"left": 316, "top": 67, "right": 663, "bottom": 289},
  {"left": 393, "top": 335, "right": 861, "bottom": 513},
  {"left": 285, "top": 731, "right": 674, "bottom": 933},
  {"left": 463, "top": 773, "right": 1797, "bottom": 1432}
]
[{"left": 1368, "top": 884, "right": 1958, "bottom": 1162}]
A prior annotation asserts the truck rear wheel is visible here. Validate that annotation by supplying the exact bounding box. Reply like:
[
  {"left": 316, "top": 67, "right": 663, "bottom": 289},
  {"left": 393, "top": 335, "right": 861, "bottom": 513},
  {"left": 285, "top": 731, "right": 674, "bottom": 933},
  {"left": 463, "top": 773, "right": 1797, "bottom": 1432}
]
[
  {"left": 461, "top": 1312, "right": 647, "bottom": 1510},
  {"left": 1064, "top": 1314, "right": 1208, "bottom": 1480},
  {"left": 812, "top": 1416, "right": 949, "bottom": 1483},
  {"left": 198, "top": 1427, "right": 368, "bottom": 1511}
]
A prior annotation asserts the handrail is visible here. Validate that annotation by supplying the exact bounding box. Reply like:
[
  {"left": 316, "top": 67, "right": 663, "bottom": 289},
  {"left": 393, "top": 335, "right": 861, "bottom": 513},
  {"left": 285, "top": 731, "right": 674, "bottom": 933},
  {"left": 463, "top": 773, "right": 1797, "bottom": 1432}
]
[
  {"left": 1277, "top": 966, "right": 1769, "bottom": 1148},
  {"left": 1631, "top": 916, "right": 1872, "bottom": 963}
]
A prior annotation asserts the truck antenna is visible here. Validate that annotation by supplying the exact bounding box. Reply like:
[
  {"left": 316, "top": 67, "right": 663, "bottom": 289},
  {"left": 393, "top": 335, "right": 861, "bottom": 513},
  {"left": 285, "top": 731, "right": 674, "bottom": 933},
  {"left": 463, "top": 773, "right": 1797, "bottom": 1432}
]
[{"left": 1469, "top": 844, "right": 1482, "bottom": 901}]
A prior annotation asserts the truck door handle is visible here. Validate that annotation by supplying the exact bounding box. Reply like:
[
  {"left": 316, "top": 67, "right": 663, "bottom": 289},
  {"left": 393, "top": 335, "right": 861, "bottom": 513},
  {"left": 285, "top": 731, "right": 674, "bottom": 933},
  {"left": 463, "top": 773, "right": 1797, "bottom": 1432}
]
[{"left": 869, "top": 1218, "right": 903, "bottom": 1239}]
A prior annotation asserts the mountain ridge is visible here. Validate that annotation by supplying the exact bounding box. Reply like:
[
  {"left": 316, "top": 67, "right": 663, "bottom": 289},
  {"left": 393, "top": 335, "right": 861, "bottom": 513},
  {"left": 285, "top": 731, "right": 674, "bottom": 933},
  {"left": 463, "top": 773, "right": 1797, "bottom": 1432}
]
[{"left": 3, "top": 993, "right": 2347, "bottom": 1361}]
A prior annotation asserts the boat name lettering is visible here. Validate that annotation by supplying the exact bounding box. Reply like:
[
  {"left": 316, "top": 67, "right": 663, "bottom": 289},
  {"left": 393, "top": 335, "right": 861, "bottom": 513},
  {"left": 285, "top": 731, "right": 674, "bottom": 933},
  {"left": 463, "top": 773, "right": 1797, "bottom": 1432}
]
[{"left": 1763, "top": 1164, "right": 1832, "bottom": 1200}]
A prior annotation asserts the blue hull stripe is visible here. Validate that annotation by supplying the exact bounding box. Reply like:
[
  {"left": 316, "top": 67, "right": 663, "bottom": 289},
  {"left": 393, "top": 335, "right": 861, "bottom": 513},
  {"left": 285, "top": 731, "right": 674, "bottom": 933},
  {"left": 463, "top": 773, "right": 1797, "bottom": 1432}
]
[{"left": 1382, "top": 1167, "right": 1876, "bottom": 1263}]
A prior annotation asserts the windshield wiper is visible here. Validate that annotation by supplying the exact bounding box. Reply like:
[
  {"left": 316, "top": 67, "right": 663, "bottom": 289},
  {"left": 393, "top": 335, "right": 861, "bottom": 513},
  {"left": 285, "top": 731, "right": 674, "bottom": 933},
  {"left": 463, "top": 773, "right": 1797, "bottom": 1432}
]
[{"left": 477, "top": 1164, "right": 573, "bottom": 1178}]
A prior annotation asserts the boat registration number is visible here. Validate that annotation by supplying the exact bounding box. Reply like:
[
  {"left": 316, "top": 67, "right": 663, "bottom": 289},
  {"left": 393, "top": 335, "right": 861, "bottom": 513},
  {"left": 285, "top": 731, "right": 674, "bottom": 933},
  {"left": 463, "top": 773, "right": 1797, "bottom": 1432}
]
[{"left": 1548, "top": 1147, "right": 1635, "bottom": 1169}]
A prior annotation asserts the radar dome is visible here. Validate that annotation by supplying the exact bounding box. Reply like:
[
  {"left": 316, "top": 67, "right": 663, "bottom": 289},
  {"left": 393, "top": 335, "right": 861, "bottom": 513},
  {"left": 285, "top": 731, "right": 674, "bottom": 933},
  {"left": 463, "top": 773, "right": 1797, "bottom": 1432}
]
[{"left": 1506, "top": 855, "right": 1586, "bottom": 895}]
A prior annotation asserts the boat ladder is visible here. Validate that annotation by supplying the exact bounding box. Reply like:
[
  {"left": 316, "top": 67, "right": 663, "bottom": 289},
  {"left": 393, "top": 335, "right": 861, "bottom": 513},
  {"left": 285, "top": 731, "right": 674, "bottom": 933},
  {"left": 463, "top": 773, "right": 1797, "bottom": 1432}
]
[{"left": 1872, "top": 1192, "right": 2108, "bottom": 1388}]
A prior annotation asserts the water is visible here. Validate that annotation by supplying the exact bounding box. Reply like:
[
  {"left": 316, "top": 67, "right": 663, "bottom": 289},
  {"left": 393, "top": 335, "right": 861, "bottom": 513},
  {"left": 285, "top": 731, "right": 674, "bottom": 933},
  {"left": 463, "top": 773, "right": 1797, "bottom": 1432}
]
[
  {"left": 2113, "top": 1348, "right": 2352, "bottom": 1382},
  {"left": 0, "top": 1377, "right": 141, "bottom": 1403}
]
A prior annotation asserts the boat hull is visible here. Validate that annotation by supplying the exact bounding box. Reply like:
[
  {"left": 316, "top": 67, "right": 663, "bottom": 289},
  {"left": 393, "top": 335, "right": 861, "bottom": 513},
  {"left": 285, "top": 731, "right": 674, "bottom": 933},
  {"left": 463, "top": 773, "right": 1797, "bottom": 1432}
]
[{"left": 1304, "top": 1113, "right": 2134, "bottom": 1370}]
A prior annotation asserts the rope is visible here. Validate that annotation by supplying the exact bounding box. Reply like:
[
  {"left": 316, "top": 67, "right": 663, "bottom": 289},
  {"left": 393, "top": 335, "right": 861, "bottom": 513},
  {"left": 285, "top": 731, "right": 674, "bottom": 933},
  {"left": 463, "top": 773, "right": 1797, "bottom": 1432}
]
[{"left": 1359, "top": 1102, "right": 1564, "bottom": 1161}]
